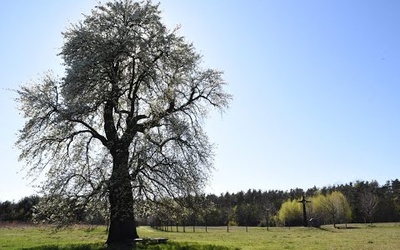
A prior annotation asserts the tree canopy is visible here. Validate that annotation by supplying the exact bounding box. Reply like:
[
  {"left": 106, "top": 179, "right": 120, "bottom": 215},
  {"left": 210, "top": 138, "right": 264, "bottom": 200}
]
[{"left": 16, "top": 0, "right": 230, "bottom": 244}]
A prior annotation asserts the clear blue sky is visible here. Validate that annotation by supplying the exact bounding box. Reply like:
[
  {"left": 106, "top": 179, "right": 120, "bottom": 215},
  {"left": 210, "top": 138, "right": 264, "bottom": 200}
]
[{"left": 1, "top": 0, "right": 400, "bottom": 201}]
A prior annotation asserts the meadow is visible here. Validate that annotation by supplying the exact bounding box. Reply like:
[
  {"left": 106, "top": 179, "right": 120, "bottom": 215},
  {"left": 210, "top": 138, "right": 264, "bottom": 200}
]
[{"left": 1, "top": 223, "right": 400, "bottom": 250}]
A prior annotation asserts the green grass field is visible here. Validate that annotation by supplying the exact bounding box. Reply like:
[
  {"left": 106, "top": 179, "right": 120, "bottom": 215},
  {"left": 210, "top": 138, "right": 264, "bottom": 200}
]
[{"left": 1, "top": 223, "right": 400, "bottom": 250}]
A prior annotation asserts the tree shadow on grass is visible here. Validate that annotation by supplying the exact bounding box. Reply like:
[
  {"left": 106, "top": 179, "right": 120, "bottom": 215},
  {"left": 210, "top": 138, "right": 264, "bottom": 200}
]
[
  {"left": 21, "top": 242, "right": 232, "bottom": 250},
  {"left": 314, "top": 225, "right": 361, "bottom": 232},
  {"left": 336, "top": 226, "right": 360, "bottom": 229},
  {"left": 20, "top": 244, "right": 104, "bottom": 250}
]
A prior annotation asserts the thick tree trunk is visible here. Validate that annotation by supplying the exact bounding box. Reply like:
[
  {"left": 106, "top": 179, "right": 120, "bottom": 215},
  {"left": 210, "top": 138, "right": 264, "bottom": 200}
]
[{"left": 106, "top": 148, "right": 139, "bottom": 245}]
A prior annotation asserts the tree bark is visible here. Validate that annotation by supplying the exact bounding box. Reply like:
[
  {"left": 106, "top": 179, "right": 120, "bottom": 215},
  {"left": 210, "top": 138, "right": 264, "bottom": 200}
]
[{"left": 106, "top": 147, "right": 138, "bottom": 245}]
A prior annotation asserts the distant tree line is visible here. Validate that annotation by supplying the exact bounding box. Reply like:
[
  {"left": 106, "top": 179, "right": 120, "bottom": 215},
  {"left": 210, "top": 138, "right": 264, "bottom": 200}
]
[
  {"left": 1, "top": 179, "right": 400, "bottom": 227},
  {"left": 146, "top": 179, "right": 400, "bottom": 228},
  {"left": 0, "top": 195, "right": 39, "bottom": 222}
]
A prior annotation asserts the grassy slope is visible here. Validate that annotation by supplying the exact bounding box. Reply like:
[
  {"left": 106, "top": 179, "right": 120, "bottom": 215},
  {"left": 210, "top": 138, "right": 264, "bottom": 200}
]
[
  {"left": 1, "top": 223, "right": 400, "bottom": 249},
  {"left": 139, "top": 224, "right": 400, "bottom": 250},
  {"left": 0, "top": 225, "right": 105, "bottom": 249}
]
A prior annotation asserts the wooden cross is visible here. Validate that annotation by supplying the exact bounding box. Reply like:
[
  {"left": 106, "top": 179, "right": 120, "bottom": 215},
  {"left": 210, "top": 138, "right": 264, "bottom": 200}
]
[{"left": 298, "top": 195, "right": 311, "bottom": 227}]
